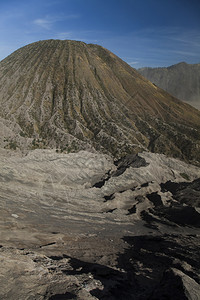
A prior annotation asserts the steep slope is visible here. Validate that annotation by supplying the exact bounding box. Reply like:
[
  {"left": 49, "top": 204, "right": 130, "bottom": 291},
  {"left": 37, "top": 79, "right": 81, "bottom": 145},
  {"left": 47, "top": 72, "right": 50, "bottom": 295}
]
[
  {"left": 138, "top": 62, "right": 200, "bottom": 110},
  {"left": 0, "top": 40, "right": 200, "bottom": 163}
]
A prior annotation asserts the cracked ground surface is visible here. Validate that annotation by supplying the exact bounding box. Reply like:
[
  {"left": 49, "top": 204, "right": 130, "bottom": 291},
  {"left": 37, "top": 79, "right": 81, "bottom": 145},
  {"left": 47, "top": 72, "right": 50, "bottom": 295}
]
[{"left": 0, "top": 149, "right": 200, "bottom": 299}]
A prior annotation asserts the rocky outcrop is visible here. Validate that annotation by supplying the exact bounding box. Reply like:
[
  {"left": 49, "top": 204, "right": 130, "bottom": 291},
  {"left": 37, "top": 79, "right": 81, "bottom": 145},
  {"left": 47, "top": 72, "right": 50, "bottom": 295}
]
[
  {"left": 138, "top": 62, "right": 200, "bottom": 110},
  {"left": 0, "top": 149, "right": 200, "bottom": 299},
  {"left": 0, "top": 40, "right": 200, "bottom": 164}
]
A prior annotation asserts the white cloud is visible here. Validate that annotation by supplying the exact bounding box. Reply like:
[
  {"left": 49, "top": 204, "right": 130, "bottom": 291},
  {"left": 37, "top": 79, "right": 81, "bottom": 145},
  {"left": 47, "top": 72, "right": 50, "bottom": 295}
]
[
  {"left": 129, "top": 61, "right": 139, "bottom": 65},
  {"left": 33, "top": 14, "right": 80, "bottom": 30},
  {"left": 170, "top": 50, "right": 199, "bottom": 57},
  {"left": 34, "top": 18, "right": 52, "bottom": 29}
]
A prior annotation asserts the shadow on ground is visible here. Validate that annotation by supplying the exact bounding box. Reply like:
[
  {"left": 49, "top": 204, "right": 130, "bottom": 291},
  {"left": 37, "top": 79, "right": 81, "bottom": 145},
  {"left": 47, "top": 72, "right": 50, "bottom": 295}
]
[{"left": 48, "top": 233, "right": 200, "bottom": 299}]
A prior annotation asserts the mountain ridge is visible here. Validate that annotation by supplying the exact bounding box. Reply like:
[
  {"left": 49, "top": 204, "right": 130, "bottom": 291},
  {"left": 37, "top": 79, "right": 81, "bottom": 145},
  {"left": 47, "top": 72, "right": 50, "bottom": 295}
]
[{"left": 138, "top": 62, "right": 200, "bottom": 110}]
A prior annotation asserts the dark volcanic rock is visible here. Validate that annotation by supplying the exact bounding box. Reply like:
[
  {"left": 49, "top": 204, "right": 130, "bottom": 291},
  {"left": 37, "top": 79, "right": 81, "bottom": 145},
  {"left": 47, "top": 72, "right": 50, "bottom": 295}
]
[
  {"left": 118, "top": 234, "right": 200, "bottom": 300},
  {"left": 161, "top": 178, "right": 200, "bottom": 207},
  {"left": 155, "top": 206, "right": 200, "bottom": 227},
  {"left": 146, "top": 192, "right": 163, "bottom": 207},
  {"left": 113, "top": 154, "right": 149, "bottom": 176},
  {"left": 150, "top": 268, "right": 200, "bottom": 300}
]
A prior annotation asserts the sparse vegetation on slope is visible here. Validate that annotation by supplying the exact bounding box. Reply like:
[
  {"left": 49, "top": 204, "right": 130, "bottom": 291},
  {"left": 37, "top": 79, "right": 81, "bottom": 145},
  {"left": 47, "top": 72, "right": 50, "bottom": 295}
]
[{"left": 0, "top": 40, "right": 200, "bottom": 163}]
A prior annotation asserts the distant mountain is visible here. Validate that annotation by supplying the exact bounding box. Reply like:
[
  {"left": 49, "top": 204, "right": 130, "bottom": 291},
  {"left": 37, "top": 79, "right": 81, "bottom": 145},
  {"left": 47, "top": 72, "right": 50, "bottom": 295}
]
[
  {"left": 0, "top": 40, "right": 200, "bottom": 164},
  {"left": 138, "top": 62, "right": 200, "bottom": 110}
]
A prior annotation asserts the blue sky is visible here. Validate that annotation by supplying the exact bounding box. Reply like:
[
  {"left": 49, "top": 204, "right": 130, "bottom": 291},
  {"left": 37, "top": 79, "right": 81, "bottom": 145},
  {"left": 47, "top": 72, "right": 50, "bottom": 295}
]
[{"left": 0, "top": 0, "right": 200, "bottom": 68}]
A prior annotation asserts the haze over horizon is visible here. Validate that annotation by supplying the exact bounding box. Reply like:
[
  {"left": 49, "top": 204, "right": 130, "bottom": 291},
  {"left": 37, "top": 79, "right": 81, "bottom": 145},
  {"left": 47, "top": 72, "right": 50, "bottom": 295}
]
[{"left": 0, "top": 0, "right": 200, "bottom": 68}]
